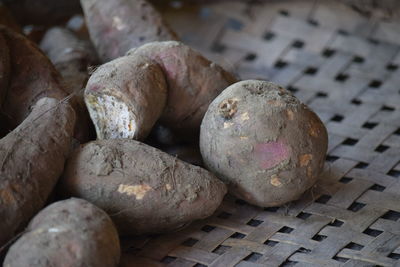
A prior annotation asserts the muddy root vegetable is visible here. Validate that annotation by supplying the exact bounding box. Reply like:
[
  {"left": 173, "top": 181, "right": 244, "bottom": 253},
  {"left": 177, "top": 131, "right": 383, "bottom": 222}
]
[
  {"left": 59, "top": 139, "right": 227, "bottom": 235},
  {"left": 200, "top": 80, "right": 328, "bottom": 207},
  {"left": 128, "top": 41, "right": 238, "bottom": 136},
  {"left": 80, "top": 0, "right": 177, "bottom": 62},
  {"left": 0, "top": 97, "right": 75, "bottom": 247},
  {"left": 0, "top": 26, "right": 67, "bottom": 130},
  {"left": 40, "top": 27, "right": 98, "bottom": 142},
  {"left": 4, "top": 198, "right": 120, "bottom": 267},
  {"left": 85, "top": 54, "right": 167, "bottom": 140}
]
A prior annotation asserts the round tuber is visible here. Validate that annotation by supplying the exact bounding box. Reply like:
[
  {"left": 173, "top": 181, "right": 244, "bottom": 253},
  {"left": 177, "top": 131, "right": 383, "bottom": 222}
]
[{"left": 200, "top": 80, "right": 328, "bottom": 207}]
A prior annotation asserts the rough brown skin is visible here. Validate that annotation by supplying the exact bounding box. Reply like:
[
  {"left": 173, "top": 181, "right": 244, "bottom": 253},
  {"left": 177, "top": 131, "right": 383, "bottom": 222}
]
[
  {"left": 59, "top": 139, "right": 227, "bottom": 235},
  {"left": 85, "top": 54, "right": 167, "bottom": 140},
  {"left": 3, "top": 198, "right": 120, "bottom": 267},
  {"left": 128, "top": 41, "right": 238, "bottom": 136},
  {"left": 0, "top": 97, "right": 75, "bottom": 248},
  {"left": 40, "top": 27, "right": 98, "bottom": 143},
  {"left": 2, "top": 0, "right": 81, "bottom": 26},
  {"left": 80, "top": 0, "right": 178, "bottom": 62},
  {"left": 0, "top": 32, "right": 10, "bottom": 108},
  {"left": 200, "top": 80, "right": 328, "bottom": 207},
  {"left": 0, "top": 26, "right": 67, "bottom": 130}
]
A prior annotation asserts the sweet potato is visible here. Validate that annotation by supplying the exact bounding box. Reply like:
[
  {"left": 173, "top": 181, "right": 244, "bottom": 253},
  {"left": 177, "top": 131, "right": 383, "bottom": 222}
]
[
  {"left": 85, "top": 54, "right": 167, "bottom": 140},
  {"left": 127, "top": 41, "right": 238, "bottom": 136},
  {"left": 80, "top": 0, "right": 177, "bottom": 62},
  {"left": 59, "top": 139, "right": 227, "bottom": 235},
  {"left": 200, "top": 80, "right": 328, "bottom": 207},
  {"left": 0, "top": 26, "right": 67, "bottom": 130},
  {"left": 0, "top": 97, "right": 75, "bottom": 248},
  {"left": 40, "top": 27, "right": 98, "bottom": 142},
  {"left": 3, "top": 198, "right": 120, "bottom": 267}
]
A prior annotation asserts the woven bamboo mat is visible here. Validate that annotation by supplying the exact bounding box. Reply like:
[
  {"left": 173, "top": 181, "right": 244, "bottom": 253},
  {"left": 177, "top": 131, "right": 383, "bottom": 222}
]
[{"left": 121, "top": 1, "right": 400, "bottom": 266}]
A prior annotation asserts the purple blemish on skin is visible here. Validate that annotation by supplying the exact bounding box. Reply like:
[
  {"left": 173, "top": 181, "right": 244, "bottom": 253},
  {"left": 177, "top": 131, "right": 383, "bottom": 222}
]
[
  {"left": 254, "top": 141, "right": 290, "bottom": 169},
  {"left": 89, "top": 84, "right": 101, "bottom": 92}
]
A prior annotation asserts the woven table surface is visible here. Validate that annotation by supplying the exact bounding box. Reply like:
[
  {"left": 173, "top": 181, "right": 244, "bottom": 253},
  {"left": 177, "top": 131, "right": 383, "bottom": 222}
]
[{"left": 121, "top": 1, "right": 400, "bottom": 266}]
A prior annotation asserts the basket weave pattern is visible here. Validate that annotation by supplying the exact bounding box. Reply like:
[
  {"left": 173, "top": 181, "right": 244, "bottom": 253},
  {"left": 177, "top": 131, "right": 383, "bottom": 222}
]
[{"left": 123, "top": 1, "right": 400, "bottom": 266}]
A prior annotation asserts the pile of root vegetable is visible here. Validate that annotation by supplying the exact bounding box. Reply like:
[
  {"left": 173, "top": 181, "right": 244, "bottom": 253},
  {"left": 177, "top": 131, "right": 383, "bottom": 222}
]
[{"left": 0, "top": 0, "right": 328, "bottom": 265}]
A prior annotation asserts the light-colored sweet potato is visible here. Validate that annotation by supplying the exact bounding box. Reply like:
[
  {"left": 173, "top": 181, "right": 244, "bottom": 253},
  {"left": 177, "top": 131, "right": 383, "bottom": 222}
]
[
  {"left": 200, "top": 80, "right": 328, "bottom": 207},
  {"left": 59, "top": 139, "right": 227, "bottom": 235},
  {"left": 80, "top": 0, "right": 177, "bottom": 62},
  {"left": 3, "top": 198, "right": 120, "bottom": 267},
  {"left": 127, "top": 41, "right": 238, "bottom": 136},
  {"left": 85, "top": 54, "right": 167, "bottom": 140},
  {"left": 0, "top": 26, "right": 67, "bottom": 130},
  {"left": 40, "top": 27, "right": 98, "bottom": 142},
  {"left": 0, "top": 97, "right": 75, "bottom": 248}
]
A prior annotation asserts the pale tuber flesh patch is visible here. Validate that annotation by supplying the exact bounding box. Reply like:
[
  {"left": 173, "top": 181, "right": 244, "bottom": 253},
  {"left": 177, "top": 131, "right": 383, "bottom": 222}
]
[{"left": 86, "top": 94, "right": 137, "bottom": 139}]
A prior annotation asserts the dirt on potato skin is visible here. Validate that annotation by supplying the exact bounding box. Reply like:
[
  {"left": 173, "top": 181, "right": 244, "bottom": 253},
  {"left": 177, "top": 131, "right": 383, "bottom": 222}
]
[
  {"left": 200, "top": 80, "right": 328, "bottom": 207},
  {"left": 0, "top": 98, "right": 75, "bottom": 248},
  {"left": 85, "top": 54, "right": 167, "bottom": 141},
  {"left": 128, "top": 41, "right": 238, "bottom": 137},
  {"left": 3, "top": 198, "right": 120, "bottom": 267},
  {"left": 0, "top": 26, "right": 67, "bottom": 130},
  {"left": 80, "top": 0, "right": 178, "bottom": 62},
  {"left": 59, "top": 139, "right": 227, "bottom": 235}
]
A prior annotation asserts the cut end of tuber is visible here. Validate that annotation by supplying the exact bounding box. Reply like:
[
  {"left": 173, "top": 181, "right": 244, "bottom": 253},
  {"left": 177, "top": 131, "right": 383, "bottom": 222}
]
[{"left": 85, "top": 93, "right": 137, "bottom": 139}]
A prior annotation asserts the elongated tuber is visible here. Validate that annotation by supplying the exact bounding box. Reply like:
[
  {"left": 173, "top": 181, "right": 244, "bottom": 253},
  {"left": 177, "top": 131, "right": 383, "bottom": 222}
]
[
  {"left": 0, "top": 97, "right": 75, "bottom": 248},
  {"left": 80, "top": 0, "right": 177, "bottom": 62},
  {"left": 59, "top": 139, "right": 227, "bottom": 235},
  {"left": 0, "top": 26, "right": 67, "bottom": 130},
  {"left": 85, "top": 54, "right": 167, "bottom": 140}
]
